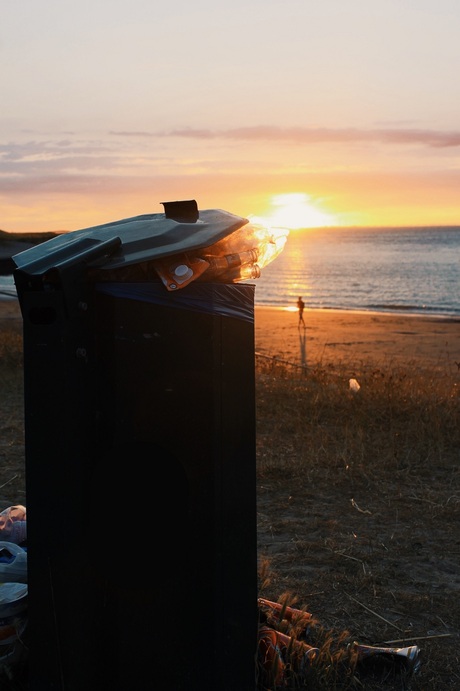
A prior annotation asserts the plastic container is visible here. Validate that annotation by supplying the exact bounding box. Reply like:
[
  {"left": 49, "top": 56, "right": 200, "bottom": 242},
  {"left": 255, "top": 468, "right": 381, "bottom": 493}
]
[
  {"left": 0, "top": 542, "right": 28, "bottom": 584},
  {"left": 0, "top": 582, "right": 28, "bottom": 645},
  {"left": 0, "top": 505, "right": 27, "bottom": 545}
]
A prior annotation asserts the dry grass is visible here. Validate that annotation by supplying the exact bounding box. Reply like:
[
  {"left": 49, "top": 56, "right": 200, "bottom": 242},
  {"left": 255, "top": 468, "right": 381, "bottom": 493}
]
[
  {"left": 256, "top": 355, "right": 460, "bottom": 689},
  {"left": 0, "top": 322, "right": 25, "bottom": 509},
  {"left": 0, "top": 325, "right": 459, "bottom": 688}
]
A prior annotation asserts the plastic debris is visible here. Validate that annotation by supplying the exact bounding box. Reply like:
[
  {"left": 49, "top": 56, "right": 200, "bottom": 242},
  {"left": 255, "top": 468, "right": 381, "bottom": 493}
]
[
  {"left": 0, "top": 506, "right": 26, "bottom": 545},
  {"left": 257, "top": 598, "right": 421, "bottom": 689},
  {"left": 349, "top": 378, "right": 360, "bottom": 392},
  {"left": 153, "top": 221, "right": 289, "bottom": 291},
  {"left": 0, "top": 542, "right": 27, "bottom": 584}
]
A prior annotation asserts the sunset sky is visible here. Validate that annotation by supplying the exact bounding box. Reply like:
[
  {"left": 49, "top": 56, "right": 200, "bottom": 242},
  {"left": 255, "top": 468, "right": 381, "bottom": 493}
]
[{"left": 2, "top": 0, "right": 460, "bottom": 233}]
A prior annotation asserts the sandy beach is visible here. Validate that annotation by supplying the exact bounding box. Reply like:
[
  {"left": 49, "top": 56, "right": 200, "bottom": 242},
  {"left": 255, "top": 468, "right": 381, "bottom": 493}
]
[
  {"left": 255, "top": 306, "right": 460, "bottom": 374},
  {"left": 2, "top": 297, "right": 459, "bottom": 373},
  {"left": 0, "top": 299, "right": 23, "bottom": 320}
]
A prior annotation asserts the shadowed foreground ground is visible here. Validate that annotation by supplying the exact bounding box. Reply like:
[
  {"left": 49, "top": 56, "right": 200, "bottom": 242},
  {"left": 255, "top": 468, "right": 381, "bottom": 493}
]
[{"left": 0, "top": 301, "right": 459, "bottom": 689}]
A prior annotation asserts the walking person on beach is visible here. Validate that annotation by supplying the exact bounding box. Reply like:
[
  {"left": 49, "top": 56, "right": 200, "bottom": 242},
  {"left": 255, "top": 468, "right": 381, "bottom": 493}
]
[{"left": 297, "top": 296, "right": 306, "bottom": 328}]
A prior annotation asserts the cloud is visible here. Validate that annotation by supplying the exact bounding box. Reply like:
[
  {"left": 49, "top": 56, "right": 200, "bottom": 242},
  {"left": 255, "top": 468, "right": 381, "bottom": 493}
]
[
  {"left": 0, "top": 138, "right": 113, "bottom": 162},
  {"left": 2, "top": 124, "right": 460, "bottom": 199},
  {"left": 152, "top": 126, "right": 460, "bottom": 148}
]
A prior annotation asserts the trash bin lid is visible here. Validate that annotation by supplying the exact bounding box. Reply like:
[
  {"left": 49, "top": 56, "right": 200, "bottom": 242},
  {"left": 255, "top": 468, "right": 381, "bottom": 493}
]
[{"left": 12, "top": 204, "right": 249, "bottom": 275}]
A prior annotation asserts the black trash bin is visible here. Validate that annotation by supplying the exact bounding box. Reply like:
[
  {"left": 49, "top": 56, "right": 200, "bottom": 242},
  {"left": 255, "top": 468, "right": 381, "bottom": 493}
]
[{"left": 13, "top": 202, "right": 258, "bottom": 690}]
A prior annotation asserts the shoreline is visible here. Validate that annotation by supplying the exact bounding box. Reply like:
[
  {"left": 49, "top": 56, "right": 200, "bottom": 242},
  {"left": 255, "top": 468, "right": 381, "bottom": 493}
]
[{"left": 254, "top": 303, "right": 460, "bottom": 321}]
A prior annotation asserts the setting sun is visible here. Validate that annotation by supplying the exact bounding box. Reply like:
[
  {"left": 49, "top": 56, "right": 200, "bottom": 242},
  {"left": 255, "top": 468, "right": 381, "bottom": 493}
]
[{"left": 264, "top": 193, "right": 337, "bottom": 230}]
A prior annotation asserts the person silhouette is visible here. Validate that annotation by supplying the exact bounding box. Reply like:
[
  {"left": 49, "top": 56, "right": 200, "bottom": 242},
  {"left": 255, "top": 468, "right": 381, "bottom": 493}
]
[{"left": 297, "top": 296, "right": 305, "bottom": 328}]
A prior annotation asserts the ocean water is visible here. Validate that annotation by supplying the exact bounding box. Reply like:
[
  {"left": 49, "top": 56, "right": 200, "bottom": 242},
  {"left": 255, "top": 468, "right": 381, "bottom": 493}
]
[
  {"left": 250, "top": 225, "right": 460, "bottom": 317},
  {"left": 2, "top": 226, "right": 459, "bottom": 317}
]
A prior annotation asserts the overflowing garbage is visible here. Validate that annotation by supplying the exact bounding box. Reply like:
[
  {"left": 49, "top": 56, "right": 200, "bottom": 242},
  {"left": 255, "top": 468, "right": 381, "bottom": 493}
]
[
  {"left": 0, "top": 506, "right": 28, "bottom": 676},
  {"left": 9, "top": 200, "right": 426, "bottom": 691},
  {"left": 13, "top": 201, "right": 290, "bottom": 298},
  {"left": 0, "top": 502, "right": 424, "bottom": 687},
  {"left": 151, "top": 218, "right": 289, "bottom": 291},
  {"left": 0, "top": 505, "right": 26, "bottom": 546},
  {"left": 257, "top": 598, "right": 421, "bottom": 689}
]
